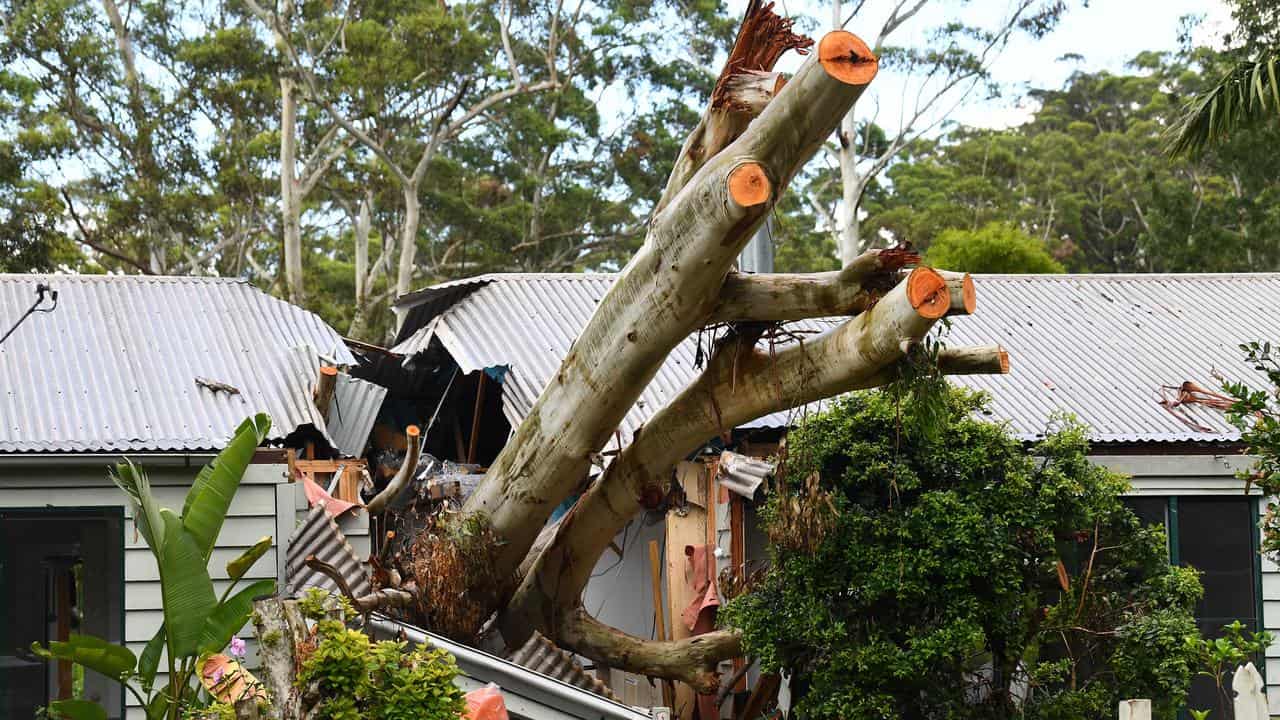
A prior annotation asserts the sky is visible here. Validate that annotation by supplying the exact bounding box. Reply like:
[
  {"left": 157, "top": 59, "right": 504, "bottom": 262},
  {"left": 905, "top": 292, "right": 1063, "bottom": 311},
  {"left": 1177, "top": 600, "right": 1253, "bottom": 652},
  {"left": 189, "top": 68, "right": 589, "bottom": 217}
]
[{"left": 735, "top": 0, "right": 1236, "bottom": 133}]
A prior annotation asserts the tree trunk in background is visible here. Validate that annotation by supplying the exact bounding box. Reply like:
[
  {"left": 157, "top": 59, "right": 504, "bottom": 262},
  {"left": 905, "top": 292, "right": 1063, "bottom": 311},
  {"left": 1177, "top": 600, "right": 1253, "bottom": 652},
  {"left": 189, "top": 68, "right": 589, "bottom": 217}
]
[
  {"left": 349, "top": 196, "right": 373, "bottom": 338},
  {"left": 396, "top": 186, "right": 420, "bottom": 304},
  {"left": 280, "top": 73, "right": 304, "bottom": 303},
  {"left": 837, "top": 107, "right": 865, "bottom": 264}
]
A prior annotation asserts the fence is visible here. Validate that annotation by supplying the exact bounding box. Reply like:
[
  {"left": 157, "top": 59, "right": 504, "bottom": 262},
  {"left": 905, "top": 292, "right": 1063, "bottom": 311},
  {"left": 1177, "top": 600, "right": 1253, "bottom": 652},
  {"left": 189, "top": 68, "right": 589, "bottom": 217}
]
[{"left": 1121, "top": 662, "right": 1269, "bottom": 720}]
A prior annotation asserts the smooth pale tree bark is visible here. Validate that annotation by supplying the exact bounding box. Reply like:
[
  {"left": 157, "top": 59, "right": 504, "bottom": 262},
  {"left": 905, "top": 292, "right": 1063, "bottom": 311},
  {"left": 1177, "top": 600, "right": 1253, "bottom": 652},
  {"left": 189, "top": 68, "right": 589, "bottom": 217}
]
[
  {"left": 461, "top": 30, "right": 882, "bottom": 598},
  {"left": 505, "top": 267, "right": 1007, "bottom": 681},
  {"left": 364, "top": 11, "right": 1007, "bottom": 694}
]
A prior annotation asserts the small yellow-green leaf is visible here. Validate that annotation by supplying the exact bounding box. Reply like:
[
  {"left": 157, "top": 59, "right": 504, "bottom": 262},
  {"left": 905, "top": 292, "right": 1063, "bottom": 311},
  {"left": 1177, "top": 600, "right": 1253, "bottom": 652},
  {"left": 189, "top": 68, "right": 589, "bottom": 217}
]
[{"left": 226, "top": 536, "right": 272, "bottom": 580}]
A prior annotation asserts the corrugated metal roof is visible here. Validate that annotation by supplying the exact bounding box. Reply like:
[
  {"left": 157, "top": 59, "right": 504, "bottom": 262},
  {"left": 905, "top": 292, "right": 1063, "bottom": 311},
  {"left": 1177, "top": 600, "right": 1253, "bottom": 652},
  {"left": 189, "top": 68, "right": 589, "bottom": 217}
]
[
  {"left": 287, "top": 505, "right": 373, "bottom": 598},
  {"left": 944, "top": 274, "right": 1280, "bottom": 443},
  {"left": 395, "top": 272, "right": 1280, "bottom": 445},
  {"left": 327, "top": 374, "right": 388, "bottom": 457},
  {"left": 0, "top": 274, "right": 355, "bottom": 453},
  {"left": 392, "top": 274, "right": 820, "bottom": 440}
]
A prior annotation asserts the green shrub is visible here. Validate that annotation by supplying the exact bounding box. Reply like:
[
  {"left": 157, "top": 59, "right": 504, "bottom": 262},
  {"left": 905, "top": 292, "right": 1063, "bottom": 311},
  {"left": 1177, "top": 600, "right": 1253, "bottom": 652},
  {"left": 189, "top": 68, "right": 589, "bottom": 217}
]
[
  {"left": 298, "top": 612, "right": 466, "bottom": 720},
  {"left": 722, "top": 387, "right": 1201, "bottom": 720}
]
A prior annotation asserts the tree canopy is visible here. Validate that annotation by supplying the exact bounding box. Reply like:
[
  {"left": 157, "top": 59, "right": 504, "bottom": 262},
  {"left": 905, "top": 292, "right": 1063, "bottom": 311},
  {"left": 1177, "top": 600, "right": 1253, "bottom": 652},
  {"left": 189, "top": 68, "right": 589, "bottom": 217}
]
[{"left": 724, "top": 388, "right": 1203, "bottom": 720}]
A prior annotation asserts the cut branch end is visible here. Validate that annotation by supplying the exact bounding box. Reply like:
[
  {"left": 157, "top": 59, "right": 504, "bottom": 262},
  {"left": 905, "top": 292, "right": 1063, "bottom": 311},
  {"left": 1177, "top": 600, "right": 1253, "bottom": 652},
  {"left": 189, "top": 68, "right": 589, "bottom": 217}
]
[
  {"left": 818, "top": 31, "right": 878, "bottom": 86},
  {"left": 728, "top": 162, "right": 771, "bottom": 207},
  {"left": 905, "top": 267, "right": 948, "bottom": 319}
]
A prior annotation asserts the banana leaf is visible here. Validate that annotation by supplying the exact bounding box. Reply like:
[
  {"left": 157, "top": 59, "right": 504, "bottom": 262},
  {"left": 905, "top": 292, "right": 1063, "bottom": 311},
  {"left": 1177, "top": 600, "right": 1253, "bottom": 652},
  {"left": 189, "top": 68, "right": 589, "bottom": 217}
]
[
  {"left": 182, "top": 414, "right": 271, "bottom": 561},
  {"left": 31, "top": 633, "right": 135, "bottom": 681},
  {"left": 158, "top": 509, "right": 218, "bottom": 658},
  {"left": 47, "top": 699, "right": 107, "bottom": 720},
  {"left": 226, "top": 536, "right": 272, "bottom": 581},
  {"left": 110, "top": 460, "right": 165, "bottom": 553},
  {"left": 200, "top": 579, "right": 275, "bottom": 654},
  {"left": 138, "top": 624, "right": 165, "bottom": 691}
]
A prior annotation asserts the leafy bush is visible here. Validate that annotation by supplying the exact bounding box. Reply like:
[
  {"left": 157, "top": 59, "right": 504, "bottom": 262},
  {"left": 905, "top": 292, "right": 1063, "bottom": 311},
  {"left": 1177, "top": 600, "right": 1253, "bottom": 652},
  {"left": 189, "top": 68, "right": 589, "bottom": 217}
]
[
  {"left": 924, "top": 222, "right": 1065, "bottom": 274},
  {"left": 722, "top": 387, "right": 1202, "bottom": 720},
  {"left": 297, "top": 590, "right": 466, "bottom": 720}
]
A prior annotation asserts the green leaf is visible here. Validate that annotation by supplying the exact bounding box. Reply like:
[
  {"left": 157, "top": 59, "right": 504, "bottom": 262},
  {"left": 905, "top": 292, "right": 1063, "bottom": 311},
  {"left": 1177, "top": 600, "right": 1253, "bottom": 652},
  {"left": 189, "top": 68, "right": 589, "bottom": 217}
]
[
  {"left": 138, "top": 624, "right": 165, "bottom": 691},
  {"left": 182, "top": 414, "right": 271, "bottom": 561},
  {"left": 110, "top": 460, "right": 165, "bottom": 553},
  {"left": 31, "top": 633, "right": 136, "bottom": 681},
  {"left": 201, "top": 579, "right": 275, "bottom": 654},
  {"left": 47, "top": 700, "right": 107, "bottom": 720},
  {"left": 158, "top": 509, "right": 218, "bottom": 658},
  {"left": 226, "top": 536, "right": 272, "bottom": 580},
  {"left": 145, "top": 685, "right": 171, "bottom": 720}
]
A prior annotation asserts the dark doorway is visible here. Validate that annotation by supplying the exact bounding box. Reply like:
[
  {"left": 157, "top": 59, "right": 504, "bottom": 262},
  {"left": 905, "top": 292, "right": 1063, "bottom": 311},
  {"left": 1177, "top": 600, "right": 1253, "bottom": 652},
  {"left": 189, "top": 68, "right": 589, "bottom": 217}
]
[
  {"left": 0, "top": 508, "right": 125, "bottom": 719},
  {"left": 1123, "top": 495, "right": 1261, "bottom": 717}
]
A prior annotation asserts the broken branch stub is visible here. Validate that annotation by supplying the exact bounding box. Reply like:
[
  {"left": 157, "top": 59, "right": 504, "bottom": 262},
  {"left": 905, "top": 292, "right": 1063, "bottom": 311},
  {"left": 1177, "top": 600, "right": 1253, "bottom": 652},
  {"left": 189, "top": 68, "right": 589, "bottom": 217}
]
[{"left": 365, "top": 425, "right": 420, "bottom": 514}]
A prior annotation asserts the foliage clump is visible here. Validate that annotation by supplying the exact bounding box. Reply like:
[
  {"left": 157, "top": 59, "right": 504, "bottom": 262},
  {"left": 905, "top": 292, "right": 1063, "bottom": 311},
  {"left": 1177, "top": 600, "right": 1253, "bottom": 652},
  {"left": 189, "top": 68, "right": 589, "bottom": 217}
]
[
  {"left": 723, "top": 387, "right": 1202, "bottom": 720},
  {"left": 298, "top": 614, "right": 466, "bottom": 720},
  {"left": 923, "top": 222, "right": 1064, "bottom": 274}
]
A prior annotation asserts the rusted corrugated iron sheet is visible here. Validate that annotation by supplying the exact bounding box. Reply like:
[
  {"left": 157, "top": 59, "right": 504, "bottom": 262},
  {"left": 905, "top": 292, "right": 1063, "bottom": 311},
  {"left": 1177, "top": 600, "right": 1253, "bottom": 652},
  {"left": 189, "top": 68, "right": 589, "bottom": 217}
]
[
  {"left": 286, "top": 505, "right": 372, "bottom": 598},
  {"left": 507, "top": 631, "right": 617, "bottom": 700},
  {"left": 0, "top": 274, "right": 354, "bottom": 453},
  {"left": 394, "top": 272, "right": 1280, "bottom": 444}
]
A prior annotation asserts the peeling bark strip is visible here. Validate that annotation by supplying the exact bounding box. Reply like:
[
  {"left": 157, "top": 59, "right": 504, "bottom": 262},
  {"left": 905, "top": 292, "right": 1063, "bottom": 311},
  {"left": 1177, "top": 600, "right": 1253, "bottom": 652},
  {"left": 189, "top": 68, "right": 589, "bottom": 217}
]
[
  {"left": 462, "top": 30, "right": 881, "bottom": 601},
  {"left": 710, "top": 0, "right": 813, "bottom": 110},
  {"left": 654, "top": 0, "right": 815, "bottom": 214}
]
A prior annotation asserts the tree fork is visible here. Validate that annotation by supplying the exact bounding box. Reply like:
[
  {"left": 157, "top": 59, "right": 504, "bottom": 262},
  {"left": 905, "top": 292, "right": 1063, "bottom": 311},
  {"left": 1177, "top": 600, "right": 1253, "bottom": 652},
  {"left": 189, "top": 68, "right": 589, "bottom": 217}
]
[
  {"left": 460, "top": 28, "right": 882, "bottom": 603},
  {"left": 506, "top": 269, "right": 1007, "bottom": 673}
]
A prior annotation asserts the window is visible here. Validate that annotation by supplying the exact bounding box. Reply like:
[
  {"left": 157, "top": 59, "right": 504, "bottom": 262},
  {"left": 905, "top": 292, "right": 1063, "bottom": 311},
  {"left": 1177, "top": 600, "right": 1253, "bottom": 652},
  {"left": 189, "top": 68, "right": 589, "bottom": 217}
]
[
  {"left": 0, "top": 509, "right": 125, "bottom": 720},
  {"left": 1123, "top": 495, "right": 1261, "bottom": 714}
]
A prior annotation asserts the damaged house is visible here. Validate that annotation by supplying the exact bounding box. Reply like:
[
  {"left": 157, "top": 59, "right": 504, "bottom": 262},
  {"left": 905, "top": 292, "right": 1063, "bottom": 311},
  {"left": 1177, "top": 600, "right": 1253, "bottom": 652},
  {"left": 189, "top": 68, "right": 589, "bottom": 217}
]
[
  {"left": 0, "top": 274, "right": 381, "bottom": 720},
  {"left": 382, "top": 271, "right": 1280, "bottom": 717}
]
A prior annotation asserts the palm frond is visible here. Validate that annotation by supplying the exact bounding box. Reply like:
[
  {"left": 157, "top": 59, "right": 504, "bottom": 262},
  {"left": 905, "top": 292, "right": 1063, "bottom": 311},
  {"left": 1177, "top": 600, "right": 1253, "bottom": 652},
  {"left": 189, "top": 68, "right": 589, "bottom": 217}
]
[{"left": 1165, "top": 51, "right": 1280, "bottom": 157}]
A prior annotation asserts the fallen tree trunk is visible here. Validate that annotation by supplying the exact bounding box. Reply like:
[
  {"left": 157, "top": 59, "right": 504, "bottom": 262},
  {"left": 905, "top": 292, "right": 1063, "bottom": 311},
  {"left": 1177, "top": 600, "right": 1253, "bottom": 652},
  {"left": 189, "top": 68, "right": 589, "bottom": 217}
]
[
  {"left": 369, "top": 4, "right": 1010, "bottom": 695},
  {"left": 458, "top": 27, "right": 882, "bottom": 609},
  {"left": 504, "top": 267, "right": 1009, "bottom": 679}
]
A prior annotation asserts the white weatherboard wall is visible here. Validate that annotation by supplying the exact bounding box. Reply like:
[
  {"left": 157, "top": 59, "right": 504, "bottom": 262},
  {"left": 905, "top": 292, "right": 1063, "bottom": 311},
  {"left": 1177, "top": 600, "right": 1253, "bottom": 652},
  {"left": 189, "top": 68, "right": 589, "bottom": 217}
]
[
  {"left": 0, "top": 458, "right": 293, "bottom": 720},
  {"left": 1094, "top": 454, "right": 1280, "bottom": 715}
]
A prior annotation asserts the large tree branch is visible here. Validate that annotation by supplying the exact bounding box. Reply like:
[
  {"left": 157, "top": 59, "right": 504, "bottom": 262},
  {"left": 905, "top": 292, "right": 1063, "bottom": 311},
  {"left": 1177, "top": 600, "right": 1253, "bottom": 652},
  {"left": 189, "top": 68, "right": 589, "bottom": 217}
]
[
  {"left": 653, "top": 0, "right": 819, "bottom": 214},
  {"left": 710, "top": 247, "right": 919, "bottom": 322},
  {"left": 557, "top": 608, "right": 742, "bottom": 694},
  {"left": 463, "top": 31, "right": 882, "bottom": 602},
  {"left": 507, "top": 268, "right": 1006, "bottom": 656}
]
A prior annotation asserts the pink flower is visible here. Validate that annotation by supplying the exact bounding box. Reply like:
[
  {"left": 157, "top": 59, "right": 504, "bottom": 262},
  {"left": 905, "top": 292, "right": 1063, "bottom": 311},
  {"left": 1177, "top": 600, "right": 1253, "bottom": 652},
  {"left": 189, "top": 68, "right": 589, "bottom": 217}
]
[
  {"left": 229, "top": 637, "right": 246, "bottom": 658},
  {"left": 210, "top": 666, "right": 226, "bottom": 684}
]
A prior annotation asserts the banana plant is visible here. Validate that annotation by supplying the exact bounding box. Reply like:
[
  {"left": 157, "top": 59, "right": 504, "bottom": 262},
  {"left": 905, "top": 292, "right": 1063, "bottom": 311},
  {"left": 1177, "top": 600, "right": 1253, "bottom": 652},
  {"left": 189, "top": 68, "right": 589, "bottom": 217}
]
[{"left": 34, "top": 415, "right": 277, "bottom": 720}]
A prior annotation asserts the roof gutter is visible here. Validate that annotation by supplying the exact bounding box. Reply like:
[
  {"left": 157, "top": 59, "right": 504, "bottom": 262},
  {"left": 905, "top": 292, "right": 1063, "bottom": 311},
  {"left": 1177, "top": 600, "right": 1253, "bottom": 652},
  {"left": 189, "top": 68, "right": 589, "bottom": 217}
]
[
  {"left": 366, "top": 616, "right": 652, "bottom": 720},
  {"left": 0, "top": 452, "right": 218, "bottom": 467}
]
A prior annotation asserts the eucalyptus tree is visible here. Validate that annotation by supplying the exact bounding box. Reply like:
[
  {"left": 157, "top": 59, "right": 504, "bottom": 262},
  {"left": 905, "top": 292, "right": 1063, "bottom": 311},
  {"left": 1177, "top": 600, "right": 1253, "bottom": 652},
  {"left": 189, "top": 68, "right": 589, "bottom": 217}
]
[
  {"left": 816, "top": 0, "right": 1069, "bottom": 263},
  {"left": 0, "top": 0, "right": 277, "bottom": 276},
  {"left": 301, "top": 4, "right": 1015, "bottom": 695}
]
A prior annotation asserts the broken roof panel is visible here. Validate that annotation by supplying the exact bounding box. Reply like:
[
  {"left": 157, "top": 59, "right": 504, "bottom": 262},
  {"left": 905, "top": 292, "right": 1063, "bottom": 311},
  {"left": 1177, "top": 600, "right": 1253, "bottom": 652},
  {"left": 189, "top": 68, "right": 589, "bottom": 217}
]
[
  {"left": 0, "top": 274, "right": 355, "bottom": 453},
  {"left": 394, "top": 272, "right": 1280, "bottom": 445},
  {"left": 392, "top": 274, "right": 822, "bottom": 441}
]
